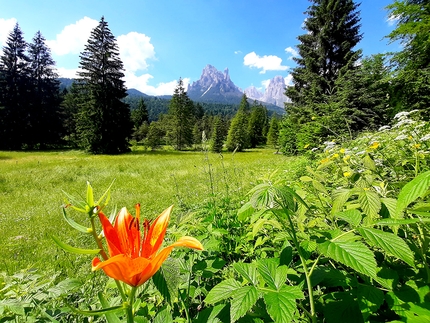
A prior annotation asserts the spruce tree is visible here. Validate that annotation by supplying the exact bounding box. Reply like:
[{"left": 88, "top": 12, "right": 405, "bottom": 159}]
[
  {"left": 225, "top": 94, "right": 250, "bottom": 151},
  {"left": 248, "top": 102, "right": 268, "bottom": 148},
  {"left": 166, "top": 78, "right": 194, "bottom": 150},
  {"left": 280, "top": 0, "right": 363, "bottom": 152},
  {"left": 0, "top": 23, "right": 30, "bottom": 149},
  {"left": 28, "top": 31, "right": 63, "bottom": 148},
  {"left": 210, "top": 116, "right": 224, "bottom": 153},
  {"left": 266, "top": 116, "right": 280, "bottom": 149},
  {"left": 76, "top": 17, "right": 132, "bottom": 154}
]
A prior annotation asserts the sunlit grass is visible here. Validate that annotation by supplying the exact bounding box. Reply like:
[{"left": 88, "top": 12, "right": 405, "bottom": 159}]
[{"left": 0, "top": 147, "right": 306, "bottom": 274}]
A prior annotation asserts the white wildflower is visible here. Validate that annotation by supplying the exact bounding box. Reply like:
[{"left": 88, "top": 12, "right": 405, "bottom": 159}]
[
  {"left": 393, "top": 111, "right": 410, "bottom": 120},
  {"left": 378, "top": 125, "right": 391, "bottom": 131},
  {"left": 420, "top": 134, "right": 430, "bottom": 141},
  {"left": 395, "top": 134, "right": 408, "bottom": 140}
]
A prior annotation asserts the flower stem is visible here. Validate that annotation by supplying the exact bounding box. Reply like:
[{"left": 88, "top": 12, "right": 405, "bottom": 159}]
[{"left": 126, "top": 287, "right": 137, "bottom": 323}]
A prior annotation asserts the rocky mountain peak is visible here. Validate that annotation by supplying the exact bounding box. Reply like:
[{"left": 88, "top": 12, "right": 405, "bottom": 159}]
[{"left": 262, "top": 76, "right": 289, "bottom": 107}]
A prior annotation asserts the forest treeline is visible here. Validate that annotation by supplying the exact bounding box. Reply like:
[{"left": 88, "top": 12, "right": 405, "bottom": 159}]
[{"left": 0, "top": 0, "right": 429, "bottom": 154}]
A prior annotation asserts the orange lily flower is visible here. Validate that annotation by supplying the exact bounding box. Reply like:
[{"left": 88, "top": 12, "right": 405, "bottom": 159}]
[{"left": 92, "top": 204, "right": 203, "bottom": 287}]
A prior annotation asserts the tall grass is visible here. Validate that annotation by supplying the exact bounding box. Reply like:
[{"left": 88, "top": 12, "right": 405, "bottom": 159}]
[{"left": 0, "top": 148, "right": 306, "bottom": 274}]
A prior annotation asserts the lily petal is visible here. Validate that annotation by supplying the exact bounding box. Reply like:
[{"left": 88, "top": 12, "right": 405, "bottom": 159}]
[{"left": 141, "top": 205, "right": 173, "bottom": 258}]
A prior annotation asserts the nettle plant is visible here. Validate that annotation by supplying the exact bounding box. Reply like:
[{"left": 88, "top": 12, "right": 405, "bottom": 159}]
[{"left": 203, "top": 112, "right": 430, "bottom": 322}]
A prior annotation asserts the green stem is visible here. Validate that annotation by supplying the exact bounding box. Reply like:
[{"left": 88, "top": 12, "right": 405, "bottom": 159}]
[
  {"left": 126, "top": 287, "right": 137, "bottom": 323},
  {"left": 273, "top": 207, "right": 316, "bottom": 323}
]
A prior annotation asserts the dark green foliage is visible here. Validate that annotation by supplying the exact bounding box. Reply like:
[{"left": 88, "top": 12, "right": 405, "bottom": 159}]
[
  {"left": 386, "top": 0, "right": 430, "bottom": 116},
  {"left": 146, "top": 120, "right": 165, "bottom": 149},
  {"left": 210, "top": 116, "right": 225, "bottom": 153},
  {"left": 266, "top": 116, "right": 280, "bottom": 149},
  {"left": 75, "top": 17, "right": 132, "bottom": 154},
  {"left": 0, "top": 23, "right": 30, "bottom": 149},
  {"left": 226, "top": 94, "right": 250, "bottom": 151},
  {"left": 280, "top": 0, "right": 363, "bottom": 152},
  {"left": 166, "top": 78, "right": 195, "bottom": 150},
  {"left": 131, "top": 98, "right": 149, "bottom": 129},
  {"left": 248, "top": 102, "right": 269, "bottom": 148},
  {"left": 27, "top": 31, "right": 63, "bottom": 149}
]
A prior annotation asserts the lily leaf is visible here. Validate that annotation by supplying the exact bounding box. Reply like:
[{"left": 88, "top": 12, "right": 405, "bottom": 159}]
[
  {"left": 62, "top": 208, "right": 89, "bottom": 233},
  {"left": 98, "top": 292, "right": 122, "bottom": 323},
  {"left": 52, "top": 235, "right": 101, "bottom": 255}
]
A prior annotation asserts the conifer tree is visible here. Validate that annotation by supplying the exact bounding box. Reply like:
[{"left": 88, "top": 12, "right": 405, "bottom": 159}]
[
  {"left": 210, "top": 116, "right": 225, "bottom": 153},
  {"left": 226, "top": 94, "right": 250, "bottom": 151},
  {"left": 76, "top": 17, "right": 132, "bottom": 154},
  {"left": 166, "top": 78, "right": 194, "bottom": 150},
  {"left": 0, "top": 23, "right": 30, "bottom": 149},
  {"left": 248, "top": 102, "right": 268, "bottom": 148},
  {"left": 266, "top": 116, "right": 280, "bottom": 149},
  {"left": 27, "top": 31, "right": 63, "bottom": 148}
]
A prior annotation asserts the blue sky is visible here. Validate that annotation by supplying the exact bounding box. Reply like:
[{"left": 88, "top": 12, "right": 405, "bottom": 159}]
[{"left": 0, "top": 0, "right": 399, "bottom": 96}]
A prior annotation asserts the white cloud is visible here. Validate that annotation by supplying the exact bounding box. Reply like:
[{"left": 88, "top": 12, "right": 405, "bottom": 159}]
[
  {"left": 124, "top": 72, "right": 189, "bottom": 96},
  {"left": 0, "top": 18, "right": 17, "bottom": 46},
  {"left": 46, "top": 17, "right": 98, "bottom": 55},
  {"left": 57, "top": 67, "right": 80, "bottom": 78},
  {"left": 285, "top": 74, "right": 293, "bottom": 86},
  {"left": 261, "top": 79, "right": 271, "bottom": 89},
  {"left": 117, "top": 32, "right": 155, "bottom": 73},
  {"left": 243, "top": 51, "right": 289, "bottom": 74},
  {"left": 285, "top": 46, "right": 298, "bottom": 60},
  {"left": 234, "top": 50, "right": 242, "bottom": 54}
]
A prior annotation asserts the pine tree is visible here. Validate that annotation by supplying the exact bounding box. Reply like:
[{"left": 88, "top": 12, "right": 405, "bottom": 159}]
[
  {"left": 131, "top": 98, "right": 149, "bottom": 129},
  {"left": 27, "top": 31, "right": 63, "bottom": 148},
  {"left": 210, "top": 116, "right": 224, "bottom": 153},
  {"left": 280, "top": 0, "right": 363, "bottom": 152},
  {"left": 0, "top": 23, "right": 30, "bottom": 149},
  {"left": 76, "top": 17, "right": 132, "bottom": 154},
  {"left": 225, "top": 94, "right": 250, "bottom": 151},
  {"left": 166, "top": 78, "right": 194, "bottom": 150},
  {"left": 266, "top": 116, "right": 280, "bottom": 149},
  {"left": 248, "top": 102, "right": 268, "bottom": 148}
]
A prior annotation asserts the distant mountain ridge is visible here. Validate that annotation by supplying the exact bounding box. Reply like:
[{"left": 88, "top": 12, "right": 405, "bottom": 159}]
[{"left": 244, "top": 75, "right": 290, "bottom": 107}]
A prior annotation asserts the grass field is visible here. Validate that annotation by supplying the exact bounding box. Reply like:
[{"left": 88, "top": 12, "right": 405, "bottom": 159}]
[{"left": 0, "top": 147, "right": 306, "bottom": 275}]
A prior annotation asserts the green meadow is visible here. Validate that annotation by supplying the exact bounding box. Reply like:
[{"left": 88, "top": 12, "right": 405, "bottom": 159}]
[{"left": 0, "top": 148, "right": 303, "bottom": 274}]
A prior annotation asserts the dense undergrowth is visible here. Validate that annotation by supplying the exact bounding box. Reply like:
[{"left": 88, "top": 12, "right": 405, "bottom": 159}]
[{"left": 1, "top": 110, "right": 430, "bottom": 322}]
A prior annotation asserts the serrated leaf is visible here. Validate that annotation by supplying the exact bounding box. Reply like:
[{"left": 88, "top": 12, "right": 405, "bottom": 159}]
[
  {"left": 334, "top": 209, "right": 362, "bottom": 227},
  {"left": 396, "top": 171, "right": 430, "bottom": 217},
  {"left": 263, "top": 285, "right": 304, "bottom": 323},
  {"left": 318, "top": 240, "right": 377, "bottom": 279},
  {"left": 256, "top": 258, "right": 286, "bottom": 290},
  {"left": 357, "top": 284, "right": 384, "bottom": 321},
  {"left": 375, "top": 218, "right": 430, "bottom": 226},
  {"left": 357, "top": 227, "right": 415, "bottom": 267},
  {"left": 299, "top": 240, "right": 317, "bottom": 259},
  {"left": 52, "top": 235, "right": 101, "bottom": 255},
  {"left": 300, "top": 175, "right": 313, "bottom": 182},
  {"left": 381, "top": 198, "right": 397, "bottom": 218},
  {"left": 331, "top": 188, "right": 353, "bottom": 215},
  {"left": 323, "top": 292, "right": 363, "bottom": 323},
  {"left": 62, "top": 208, "right": 89, "bottom": 233},
  {"left": 48, "top": 278, "right": 82, "bottom": 297},
  {"left": 205, "top": 279, "right": 241, "bottom": 304},
  {"left": 230, "top": 286, "right": 258, "bottom": 322},
  {"left": 312, "top": 180, "right": 328, "bottom": 194},
  {"left": 363, "top": 154, "right": 376, "bottom": 171},
  {"left": 153, "top": 305, "right": 173, "bottom": 323},
  {"left": 358, "top": 189, "right": 381, "bottom": 219},
  {"left": 233, "top": 262, "right": 258, "bottom": 285}
]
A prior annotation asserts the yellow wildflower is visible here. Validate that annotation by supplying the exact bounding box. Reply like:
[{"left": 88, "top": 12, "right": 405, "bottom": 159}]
[
  {"left": 304, "top": 144, "right": 310, "bottom": 149},
  {"left": 343, "top": 155, "right": 351, "bottom": 163},
  {"left": 311, "top": 116, "right": 316, "bottom": 120},
  {"left": 320, "top": 157, "right": 330, "bottom": 164},
  {"left": 331, "top": 153, "right": 339, "bottom": 159},
  {"left": 343, "top": 171, "right": 352, "bottom": 177},
  {"left": 369, "top": 142, "right": 379, "bottom": 149},
  {"left": 340, "top": 148, "right": 346, "bottom": 154},
  {"left": 412, "top": 143, "right": 421, "bottom": 149}
]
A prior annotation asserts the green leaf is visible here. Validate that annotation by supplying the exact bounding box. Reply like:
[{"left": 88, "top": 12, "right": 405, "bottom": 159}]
[
  {"left": 51, "top": 235, "right": 101, "bottom": 255},
  {"left": 396, "top": 171, "right": 430, "bottom": 217},
  {"left": 98, "top": 292, "right": 121, "bottom": 323},
  {"left": 205, "top": 279, "right": 241, "bottom": 304},
  {"left": 48, "top": 278, "right": 82, "bottom": 297},
  {"left": 363, "top": 154, "right": 376, "bottom": 171},
  {"left": 323, "top": 292, "right": 364, "bottom": 323},
  {"left": 318, "top": 240, "right": 377, "bottom": 279},
  {"left": 233, "top": 262, "right": 258, "bottom": 285},
  {"left": 357, "top": 284, "right": 384, "bottom": 321},
  {"left": 331, "top": 188, "right": 353, "bottom": 215},
  {"left": 62, "top": 208, "right": 89, "bottom": 233},
  {"left": 256, "top": 258, "right": 287, "bottom": 290},
  {"left": 263, "top": 285, "right": 304, "bottom": 323},
  {"left": 312, "top": 180, "right": 328, "bottom": 195},
  {"left": 334, "top": 209, "right": 362, "bottom": 227},
  {"left": 358, "top": 189, "right": 381, "bottom": 219},
  {"left": 375, "top": 218, "right": 430, "bottom": 226},
  {"left": 230, "top": 286, "right": 259, "bottom": 322},
  {"left": 86, "top": 181, "right": 95, "bottom": 209},
  {"left": 153, "top": 305, "right": 173, "bottom": 323},
  {"left": 69, "top": 304, "right": 125, "bottom": 316},
  {"left": 357, "top": 227, "right": 415, "bottom": 267},
  {"left": 381, "top": 198, "right": 397, "bottom": 218},
  {"left": 237, "top": 202, "right": 255, "bottom": 221}
]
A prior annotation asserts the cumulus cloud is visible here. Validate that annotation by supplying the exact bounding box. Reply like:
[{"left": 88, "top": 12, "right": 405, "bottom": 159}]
[
  {"left": 285, "top": 74, "right": 293, "bottom": 86},
  {"left": 285, "top": 46, "right": 298, "bottom": 60},
  {"left": 124, "top": 72, "right": 189, "bottom": 96},
  {"left": 243, "top": 52, "right": 289, "bottom": 74},
  {"left": 0, "top": 18, "right": 17, "bottom": 46},
  {"left": 261, "top": 79, "right": 271, "bottom": 89},
  {"left": 57, "top": 67, "right": 80, "bottom": 79},
  {"left": 117, "top": 32, "right": 155, "bottom": 73},
  {"left": 46, "top": 16, "right": 98, "bottom": 55}
]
